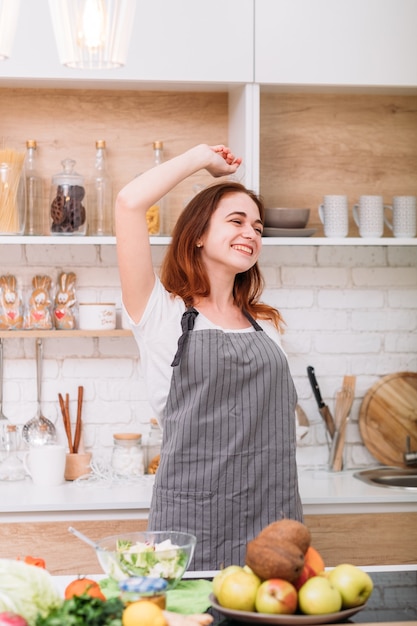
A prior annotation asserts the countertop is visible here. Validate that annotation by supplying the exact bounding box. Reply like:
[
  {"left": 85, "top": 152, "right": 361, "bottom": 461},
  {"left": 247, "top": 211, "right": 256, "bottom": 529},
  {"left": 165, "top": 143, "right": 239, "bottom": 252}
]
[{"left": 1, "top": 468, "right": 416, "bottom": 522}]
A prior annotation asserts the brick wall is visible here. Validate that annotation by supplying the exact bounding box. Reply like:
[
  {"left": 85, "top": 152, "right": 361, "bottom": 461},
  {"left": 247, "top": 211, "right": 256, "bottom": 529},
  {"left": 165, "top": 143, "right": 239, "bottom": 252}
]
[{"left": 1, "top": 243, "right": 416, "bottom": 470}]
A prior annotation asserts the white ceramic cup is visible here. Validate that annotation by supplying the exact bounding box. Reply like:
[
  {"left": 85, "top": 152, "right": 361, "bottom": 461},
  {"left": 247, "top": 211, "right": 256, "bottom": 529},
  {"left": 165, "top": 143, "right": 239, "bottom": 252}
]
[
  {"left": 78, "top": 303, "right": 116, "bottom": 330},
  {"left": 384, "top": 196, "right": 416, "bottom": 238},
  {"left": 23, "top": 444, "right": 66, "bottom": 487},
  {"left": 318, "top": 195, "right": 349, "bottom": 238},
  {"left": 352, "top": 195, "right": 390, "bottom": 238}
]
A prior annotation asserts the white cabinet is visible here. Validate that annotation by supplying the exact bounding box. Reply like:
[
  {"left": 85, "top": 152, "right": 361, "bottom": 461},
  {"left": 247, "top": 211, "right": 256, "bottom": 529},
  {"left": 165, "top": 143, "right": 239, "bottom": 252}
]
[
  {"left": 255, "top": 0, "right": 417, "bottom": 88},
  {"left": 0, "top": 0, "right": 254, "bottom": 85}
]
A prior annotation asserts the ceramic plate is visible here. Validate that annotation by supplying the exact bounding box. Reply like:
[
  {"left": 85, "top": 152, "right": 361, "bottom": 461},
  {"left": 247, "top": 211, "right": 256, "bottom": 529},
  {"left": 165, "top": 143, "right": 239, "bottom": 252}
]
[
  {"left": 263, "top": 228, "right": 317, "bottom": 238},
  {"left": 209, "top": 594, "right": 366, "bottom": 625}
]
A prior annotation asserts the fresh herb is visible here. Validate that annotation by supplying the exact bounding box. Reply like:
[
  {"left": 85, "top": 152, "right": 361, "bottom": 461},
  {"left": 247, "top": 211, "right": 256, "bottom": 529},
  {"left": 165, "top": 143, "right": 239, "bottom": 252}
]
[{"left": 34, "top": 595, "right": 124, "bottom": 626}]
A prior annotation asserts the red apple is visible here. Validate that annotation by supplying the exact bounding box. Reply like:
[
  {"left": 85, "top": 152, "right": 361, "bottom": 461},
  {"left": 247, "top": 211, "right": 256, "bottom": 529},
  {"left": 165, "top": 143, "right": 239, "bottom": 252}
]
[
  {"left": 255, "top": 579, "right": 298, "bottom": 615},
  {"left": 0, "top": 613, "right": 29, "bottom": 626},
  {"left": 293, "top": 546, "right": 326, "bottom": 591}
]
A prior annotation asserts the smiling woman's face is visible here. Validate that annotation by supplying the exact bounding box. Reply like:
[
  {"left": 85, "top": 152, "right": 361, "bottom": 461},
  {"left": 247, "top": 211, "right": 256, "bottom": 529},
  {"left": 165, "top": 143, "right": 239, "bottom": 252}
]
[{"left": 199, "top": 192, "right": 263, "bottom": 275}]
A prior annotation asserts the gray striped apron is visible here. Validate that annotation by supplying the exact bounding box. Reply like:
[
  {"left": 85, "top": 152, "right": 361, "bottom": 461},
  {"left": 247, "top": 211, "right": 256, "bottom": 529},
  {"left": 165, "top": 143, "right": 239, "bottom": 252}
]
[{"left": 148, "top": 307, "right": 303, "bottom": 570}]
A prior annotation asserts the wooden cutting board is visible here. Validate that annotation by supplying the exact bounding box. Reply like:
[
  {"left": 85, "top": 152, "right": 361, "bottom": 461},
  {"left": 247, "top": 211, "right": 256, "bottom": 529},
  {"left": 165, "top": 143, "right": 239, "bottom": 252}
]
[{"left": 359, "top": 372, "right": 417, "bottom": 467}]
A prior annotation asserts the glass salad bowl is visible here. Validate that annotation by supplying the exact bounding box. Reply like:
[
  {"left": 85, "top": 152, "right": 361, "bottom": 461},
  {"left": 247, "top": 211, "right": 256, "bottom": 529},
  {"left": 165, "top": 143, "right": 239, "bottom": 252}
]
[{"left": 94, "top": 530, "right": 197, "bottom": 590}]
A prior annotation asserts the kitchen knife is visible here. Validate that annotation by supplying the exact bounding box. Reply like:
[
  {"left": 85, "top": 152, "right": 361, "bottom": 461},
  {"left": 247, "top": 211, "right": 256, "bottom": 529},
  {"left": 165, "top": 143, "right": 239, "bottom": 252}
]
[{"left": 307, "top": 365, "right": 335, "bottom": 438}]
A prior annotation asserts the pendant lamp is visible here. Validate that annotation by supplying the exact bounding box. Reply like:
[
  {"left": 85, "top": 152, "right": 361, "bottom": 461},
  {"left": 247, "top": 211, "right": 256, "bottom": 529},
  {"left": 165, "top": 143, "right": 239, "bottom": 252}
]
[
  {"left": 48, "top": 0, "right": 136, "bottom": 69},
  {"left": 0, "top": 0, "right": 20, "bottom": 60}
]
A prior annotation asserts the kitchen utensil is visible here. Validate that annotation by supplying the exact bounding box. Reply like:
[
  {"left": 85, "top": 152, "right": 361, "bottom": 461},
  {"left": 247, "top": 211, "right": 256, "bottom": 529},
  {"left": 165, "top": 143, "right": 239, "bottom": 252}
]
[
  {"left": 58, "top": 392, "right": 73, "bottom": 453},
  {"left": 264, "top": 208, "right": 310, "bottom": 229},
  {"left": 73, "top": 385, "right": 84, "bottom": 453},
  {"left": 329, "top": 376, "right": 356, "bottom": 471},
  {"left": 359, "top": 372, "right": 417, "bottom": 467},
  {"left": 68, "top": 525, "right": 101, "bottom": 550},
  {"left": 306, "top": 366, "right": 335, "bottom": 439},
  {"left": 22, "top": 339, "right": 56, "bottom": 445},
  {"left": 263, "top": 227, "right": 317, "bottom": 238}
]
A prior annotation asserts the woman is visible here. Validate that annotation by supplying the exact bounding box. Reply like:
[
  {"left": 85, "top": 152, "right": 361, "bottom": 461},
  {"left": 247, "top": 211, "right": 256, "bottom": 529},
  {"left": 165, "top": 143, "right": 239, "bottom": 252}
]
[{"left": 116, "top": 143, "right": 303, "bottom": 570}]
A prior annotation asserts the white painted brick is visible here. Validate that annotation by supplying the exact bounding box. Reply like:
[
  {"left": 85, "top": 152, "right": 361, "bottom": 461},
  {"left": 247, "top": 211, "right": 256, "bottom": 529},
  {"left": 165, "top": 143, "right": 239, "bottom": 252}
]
[
  {"left": 284, "top": 309, "right": 348, "bottom": 330},
  {"left": 315, "top": 332, "right": 382, "bottom": 353},
  {"left": 387, "top": 246, "right": 417, "bottom": 266},
  {"left": 25, "top": 244, "right": 98, "bottom": 266},
  {"left": 317, "top": 245, "right": 386, "bottom": 267},
  {"left": 260, "top": 246, "right": 316, "bottom": 266},
  {"left": 352, "top": 310, "right": 416, "bottom": 331},
  {"left": 0, "top": 245, "right": 25, "bottom": 267},
  {"left": 385, "top": 332, "right": 417, "bottom": 353},
  {"left": 318, "top": 289, "right": 384, "bottom": 309},
  {"left": 281, "top": 333, "right": 313, "bottom": 354},
  {"left": 264, "top": 288, "right": 314, "bottom": 308},
  {"left": 352, "top": 267, "right": 417, "bottom": 286},
  {"left": 388, "top": 289, "right": 417, "bottom": 308},
  {"left": 261, "top": 267, "right": 279, "bottom": 286},
  {"left": 282, "top": 267, "right": 349, "bottom": 287}
]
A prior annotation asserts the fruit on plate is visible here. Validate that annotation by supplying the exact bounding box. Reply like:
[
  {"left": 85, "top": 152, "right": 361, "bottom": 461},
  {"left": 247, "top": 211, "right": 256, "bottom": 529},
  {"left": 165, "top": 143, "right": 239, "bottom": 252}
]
[
  {"left": 212, "top": 565, "right": 245, "bottom": 598},
  {"left": 327, "top": 563, "right": 373, "bottom": 608},
  {"left": 258, "top": 519, "right": 311, "bottom": 554},
  {"left": 298, "top": 575, "right": 342, "bottom": 615},
  {"left": 255, "top": 579, "right": 298, "bottom": 615},
  {"left": 216, "top": 569, "right": 261, "bottom": 612},
  {"left": 245, "top": 519, "right": 310, "bottom": 582},
  {"left": 293, "top": 546, "right": 325, "bottom": 590},
  {"left": 0, "top": 613, "right": 28, "bottom": 626}
]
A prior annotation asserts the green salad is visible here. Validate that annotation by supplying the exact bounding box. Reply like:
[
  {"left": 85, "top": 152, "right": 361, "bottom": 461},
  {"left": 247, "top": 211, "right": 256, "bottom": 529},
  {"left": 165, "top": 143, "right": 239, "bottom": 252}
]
[{"left": 100, "top": 539, "right": 188, "bottom": 582}]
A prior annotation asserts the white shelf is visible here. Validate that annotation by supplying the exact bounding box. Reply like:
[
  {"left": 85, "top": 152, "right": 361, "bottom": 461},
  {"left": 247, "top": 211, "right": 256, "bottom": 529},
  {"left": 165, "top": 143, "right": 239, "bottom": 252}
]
[{"left": 1, "top": 236, "right": 415, "bottom": 246}]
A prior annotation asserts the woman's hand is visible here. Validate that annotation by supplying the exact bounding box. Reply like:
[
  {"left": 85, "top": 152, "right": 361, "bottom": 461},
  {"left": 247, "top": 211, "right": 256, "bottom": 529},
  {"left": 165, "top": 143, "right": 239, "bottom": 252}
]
[{"left": 204, "top": 144, "right": 242, "bottom": 178}]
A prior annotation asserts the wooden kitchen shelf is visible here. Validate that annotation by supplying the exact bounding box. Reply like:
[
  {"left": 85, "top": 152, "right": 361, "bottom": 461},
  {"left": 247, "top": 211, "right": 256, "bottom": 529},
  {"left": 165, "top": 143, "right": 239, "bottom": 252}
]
[
  {"left": 1, "top": 236, "right": 416, "bottom": 246},
  {"left": 0, "top": 330, "right": 132, "bottom": 339}
]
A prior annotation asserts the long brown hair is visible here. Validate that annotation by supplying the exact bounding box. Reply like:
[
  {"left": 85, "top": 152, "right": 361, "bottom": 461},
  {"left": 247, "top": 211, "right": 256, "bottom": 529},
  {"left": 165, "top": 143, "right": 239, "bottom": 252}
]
[{"left": 160, "top": 182, "right": 284, "bottom": 329}]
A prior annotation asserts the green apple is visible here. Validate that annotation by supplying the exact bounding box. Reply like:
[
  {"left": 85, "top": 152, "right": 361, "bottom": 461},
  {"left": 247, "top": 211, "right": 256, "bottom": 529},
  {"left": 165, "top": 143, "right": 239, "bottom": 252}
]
[
  {"left": 298, "top": 575, "right": 342, "bottom": 615},
  {"left": 212, "top": 565, "right": 243, "bottom": 598},
  {"left": 255, "top": 579, "right": 298, "bottom": 615},
  {"left": 328, "top": 564, "right": 373, "bottom": 608},
  {"left": 217, "top": 569, "right": 261, "bottom": 612}
]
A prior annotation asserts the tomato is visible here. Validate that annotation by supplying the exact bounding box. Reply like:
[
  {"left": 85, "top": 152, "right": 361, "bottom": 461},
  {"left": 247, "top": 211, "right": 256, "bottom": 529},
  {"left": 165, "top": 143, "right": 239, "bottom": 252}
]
[
  {"left": 17, "top": 556, "right": 46, "bottom": 569},
  {"left": 64, "top": 577, "right": 106, "bottom": 601}
]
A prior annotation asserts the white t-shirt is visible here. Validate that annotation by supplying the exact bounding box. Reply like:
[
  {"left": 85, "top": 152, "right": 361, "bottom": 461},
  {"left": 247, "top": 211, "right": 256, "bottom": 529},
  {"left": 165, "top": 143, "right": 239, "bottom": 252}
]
[{"left": 125, "top": 275, "right": 284, "bottom": 423}]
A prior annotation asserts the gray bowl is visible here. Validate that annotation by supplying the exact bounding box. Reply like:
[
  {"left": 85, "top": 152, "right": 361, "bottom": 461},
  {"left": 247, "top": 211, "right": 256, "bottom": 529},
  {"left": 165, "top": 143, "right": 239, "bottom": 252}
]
[{"left": 264, "top": 207, "right": 310, "bottom": 229}]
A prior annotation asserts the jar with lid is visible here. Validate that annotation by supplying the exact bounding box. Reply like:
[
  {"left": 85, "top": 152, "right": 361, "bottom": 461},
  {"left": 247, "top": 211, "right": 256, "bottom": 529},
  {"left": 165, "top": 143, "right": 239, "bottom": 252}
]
[
  {"left": 0, "top": 143, "right": 26, "bottom": 235},
  {"left": 0, "top": 424, "right": 25, "bottom": 481},
  {"left": 49, "top": 158, "right": 87, "bottom": 235},
  {"left": 119, "top": 577, "right": 167, "bottom": 609},
  {"left": 144, "top": 418, "right": 162, "bottom": 474},
  {"left": 111, "top": 433, "right": 144, "bottom": 478},
  {"left": 25, "top": 139, "right": 44, "bottom": 235}
]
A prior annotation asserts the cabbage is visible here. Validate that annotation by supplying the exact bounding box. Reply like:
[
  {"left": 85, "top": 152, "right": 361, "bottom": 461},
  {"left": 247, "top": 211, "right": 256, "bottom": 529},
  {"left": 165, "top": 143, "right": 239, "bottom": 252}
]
[{"left": 0, "top": 560, "right": 62, "bottom": 626}]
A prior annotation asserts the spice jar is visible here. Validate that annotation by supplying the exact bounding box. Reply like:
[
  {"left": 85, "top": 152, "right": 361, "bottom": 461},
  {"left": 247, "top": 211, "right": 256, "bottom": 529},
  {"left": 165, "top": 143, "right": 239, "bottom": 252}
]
[
  {"left": 0, "top": 424, "right": 26, "bottom": 481},
  {"left": 119, "top": 577, "right": 167, "bottom": 609},
  {"left": 49, "top": 158, "right": 87, "bottom": 235},
  {"left": 111, "top": 433, "right": 144, "bottom": 478}
]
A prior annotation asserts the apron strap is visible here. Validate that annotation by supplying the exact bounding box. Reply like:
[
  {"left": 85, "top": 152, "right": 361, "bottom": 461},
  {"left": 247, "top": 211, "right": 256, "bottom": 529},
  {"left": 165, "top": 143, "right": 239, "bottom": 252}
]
[
  {"left": 243, "top": 309, "right": 264, "bottom": 331},
  {"left": 171, "top": 307, "right": 199, "bottom": 366}
]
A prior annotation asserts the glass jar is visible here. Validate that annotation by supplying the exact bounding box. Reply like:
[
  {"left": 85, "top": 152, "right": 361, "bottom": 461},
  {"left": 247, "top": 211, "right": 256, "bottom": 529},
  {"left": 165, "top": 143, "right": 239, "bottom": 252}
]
[
  {"left": 49, "top": 158, "right": 87, "bottom": 235},
  {"left": 144, "top": 418, "right": 162, "bottom": 474},
  {"left": 119, "top": 577, "right": 167, "bottom": 609},
  {"left": 0, "top": 144, "right": 26, "bottom": 235},
  {"left": 0, "top": 424, "right": 26, "bottom": 481},
  {"left": 111, "top": 433, "right": 144, "bottom": 478}
]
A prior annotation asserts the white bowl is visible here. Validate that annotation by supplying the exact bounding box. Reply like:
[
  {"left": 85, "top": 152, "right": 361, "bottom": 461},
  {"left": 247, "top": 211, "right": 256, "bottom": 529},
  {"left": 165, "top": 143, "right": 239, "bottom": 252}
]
[
  {"left": 78, "top": 303, "right": 116, "bottom": 330},
  {"left": 264, "top": 207, "right": 310, "bottom": 229}
]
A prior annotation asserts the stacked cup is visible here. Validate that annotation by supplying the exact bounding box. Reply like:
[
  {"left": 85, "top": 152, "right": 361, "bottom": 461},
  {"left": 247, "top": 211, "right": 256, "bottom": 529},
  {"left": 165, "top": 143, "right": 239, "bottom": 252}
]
[{"left": 318, "top": 196, "right": 349, "bottom": 238}]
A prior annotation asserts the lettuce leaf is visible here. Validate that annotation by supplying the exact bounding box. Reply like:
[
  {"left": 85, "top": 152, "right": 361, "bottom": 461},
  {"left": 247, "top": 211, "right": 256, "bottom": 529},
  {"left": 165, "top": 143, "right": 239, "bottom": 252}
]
[{"left": 0, "top": 559, "right": 62, "bottom": 626}]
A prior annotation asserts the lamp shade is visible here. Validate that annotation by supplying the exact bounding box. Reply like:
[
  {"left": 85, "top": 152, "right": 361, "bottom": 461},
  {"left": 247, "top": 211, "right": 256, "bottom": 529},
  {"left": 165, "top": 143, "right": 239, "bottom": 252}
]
[
  {"left": 48, "top": 0, "right": 136, "bottom": 69},
  {"left": 0, "top": 0, "right": 20, "bottom": 60}
]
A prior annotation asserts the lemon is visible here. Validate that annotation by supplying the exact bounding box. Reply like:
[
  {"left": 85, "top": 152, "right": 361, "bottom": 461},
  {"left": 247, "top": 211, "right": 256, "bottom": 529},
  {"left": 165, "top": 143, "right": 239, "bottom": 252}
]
[{"left": 122, "top": 600, "right": 168, "bottom": 626}]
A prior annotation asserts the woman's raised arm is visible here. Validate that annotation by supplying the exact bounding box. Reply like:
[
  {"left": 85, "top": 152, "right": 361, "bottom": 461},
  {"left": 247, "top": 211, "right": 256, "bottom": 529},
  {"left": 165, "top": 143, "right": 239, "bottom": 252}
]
[{"left": 115, "top": 144, "right": 241, "bottom": 323}]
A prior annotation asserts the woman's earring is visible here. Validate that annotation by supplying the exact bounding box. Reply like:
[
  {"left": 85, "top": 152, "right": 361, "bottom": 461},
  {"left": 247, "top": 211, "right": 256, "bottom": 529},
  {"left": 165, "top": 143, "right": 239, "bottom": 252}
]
[{"left": 196, "top": 242, "right": 203, "bottom": 248}]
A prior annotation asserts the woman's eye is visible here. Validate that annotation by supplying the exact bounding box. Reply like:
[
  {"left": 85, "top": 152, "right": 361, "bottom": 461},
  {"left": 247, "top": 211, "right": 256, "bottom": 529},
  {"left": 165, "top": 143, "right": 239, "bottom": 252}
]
[
  {"left": 255, "top": 227, "right": 263, "bottom": 234},
  {"left": 231, "top": 219, "right": 242, "bottom": 225}
]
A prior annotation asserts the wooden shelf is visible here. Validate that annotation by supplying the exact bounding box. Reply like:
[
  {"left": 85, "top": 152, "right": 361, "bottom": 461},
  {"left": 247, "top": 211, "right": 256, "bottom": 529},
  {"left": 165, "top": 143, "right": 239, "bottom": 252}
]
[
  {"left": 0, "top": 236, "right": 415, "bottom": 246},
  {"left": 0, "top": 330, "right": 132, "bottom": 339}
]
